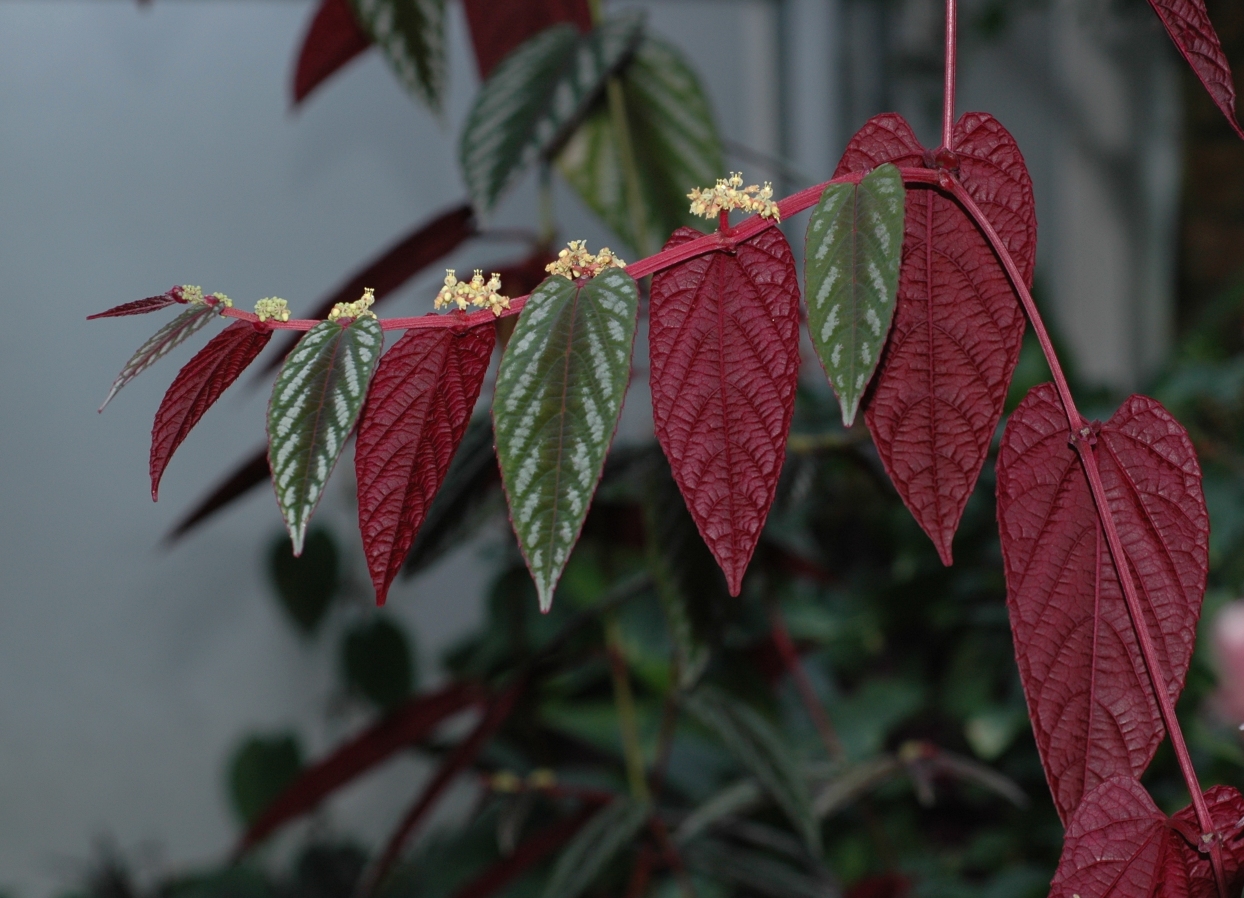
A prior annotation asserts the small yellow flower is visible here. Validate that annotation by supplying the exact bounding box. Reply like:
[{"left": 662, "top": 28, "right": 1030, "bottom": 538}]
[
  {"left": 687, "top": 171, "right": 780, "bottom": 222},
  {"left": 208, "top": 293, "right": 233, "bottom": 310},
  {"left": 179, "top": 285, "right": 206, "bottom": 305},
  {"left": 434, "top": 270, "right": 509, "bottom": 317},
  {"left": 328, "top": 287, "right": 378, "bottom": 321},
  {"left": 527, "top": 768, "right": 557, "bottom": 789},
  {"left": 490, "top": 771, "right": 522, "bottom": 793},
  {"left": 545, "top": 241, "right": 626, "bottom": 280},
  {"left": 254, "top": 297, "right": 291, "bottom": 323}
]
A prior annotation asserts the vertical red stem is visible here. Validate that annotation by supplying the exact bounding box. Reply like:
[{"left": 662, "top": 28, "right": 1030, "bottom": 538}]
[{"left": 942, "top": 0, "right": 958, "bottom": 148}]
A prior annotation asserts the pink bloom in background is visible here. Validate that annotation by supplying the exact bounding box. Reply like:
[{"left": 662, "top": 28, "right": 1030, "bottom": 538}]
[{"left": 1213, "top": 600, "right": 1244, "bottom": 725}]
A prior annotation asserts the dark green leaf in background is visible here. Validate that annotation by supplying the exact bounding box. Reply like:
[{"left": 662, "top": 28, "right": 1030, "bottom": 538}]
[
  {"left": 348, "top": 0, "right": 446, "bottom": 111},
  {"left": 268, "top": 526, "right": 340, "bottom": 635},
  {"left": 459, "top": 13, "right": 645, "bottom": 215},
  {"left": 228, "top": 734, "right": 304, "bottom": 826},
  {"left": 493, "top": 269, "right": 639, "bottom": 611},
  {"left": 804, "top": 163, "right": 905, "bottom": 426},
  {"left": 538, "top": 797, "right": 650, "bottom": 898},
  {"left": 340, "top": 617, "right": 415, "bottom": 711}
]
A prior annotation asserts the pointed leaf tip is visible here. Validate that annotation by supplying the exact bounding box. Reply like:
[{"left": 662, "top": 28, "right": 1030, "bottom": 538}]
[
  {"left": 99, "top": 303, "right": 220, "bottom": 412},
  {"left": 292, "top": 0, "right": 373, "bottom": 106}
]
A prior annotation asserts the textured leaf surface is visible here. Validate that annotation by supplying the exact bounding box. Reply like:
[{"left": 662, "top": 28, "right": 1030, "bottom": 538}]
[
  {"left": 462, "top": 0, "right": 591, "bottom": 78},
  {"left": 268, "top": 318, "right": 382, "bottom": 555},
  {"left": 459, "top": 13, "right": 645, "bottom": 214},
  {"left": 648, "top": 226, "right": 802, "bottom": 595},
  {"left": 998, "top": 384, "right": 1209, "bottom": 824},
  {"left": 292, "top": 0, "right": 373, "bottom": 106},
  {"left": 236, "top": 681, "right": 482, "bottom": 854},
  {"left": 356, "top": 325, "right": 495, "bottom": 605},
  {"left": 1050, "top": 777, "right": 1244, "bottom": 898},
  {"left": 1147, "top": 0, "right": 1244, "bottom": 140},
  {"left": 685, "top": 687, "right": 820, "bottom": 853},
  {"left": 556, "top": 34, "right": 724, "bottom": 254},
  {"left": 166, "top": 444, "right": 270, "bottom": 541},
  {"left": 804, "top": 163, "right": 905, "bottom": 426},
  {"left": 494, "top": 269, "right": 639, "bottom": 611},
  {"left": 348, "top": 0, "right": 445, "bottom": 111},
  {"left": 150, "top": 321, "right": 272, "bottom": 500},
  {"left": 538, "top": 797, "right": 650, "bottom": 898},
  {"left": 99, "top": 303, "right": 220, "bottom": 412},
  {"left": 834, "top": 112, "right": 1036, "bottom": 564},
  {"left": 88, "top": 293, "right": 178, "bottom": 319}
]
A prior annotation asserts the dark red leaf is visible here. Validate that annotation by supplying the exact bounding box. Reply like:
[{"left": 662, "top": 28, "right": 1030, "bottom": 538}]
[
  {"left": 235, "top": 680, "right": 483, "bottom": 856},
  {"left": 259, "top": 204, "right": 477, "bottom": 375},
  {"left": 1147, "top": 0, "right": 1244, "bottom": 140},
  {"left": 87, "top": 293, "right": 179, "bottom": 320},
  {"left": 462, "top": 0, "right": 592, "bottom": 78},
  {"left": 292, "top": 0, "right": 373, "bottom": 106},
  {"left": 998, "top": 384, "right": 1209, "bottom": 824},
  {"left": 164, "top": 445, "right": 270, "bottom": 542},
  {"left": 452, "top": 808, "right": 600, "bottom": 898},
  {"left": 648, "top": 226, "right": 802, "bottom": 595},
  {"left": 1050, "top": 777, "right": 1244, "bottom": 898},
  {"left": 356, "top": 325, "right": 495, "bottom": 606},
  {"left": 150, "top": 321, "right": 272, "bottom": 501},
  {"left": 833, "top": 112, "right": 1036, "bottom": 564}
]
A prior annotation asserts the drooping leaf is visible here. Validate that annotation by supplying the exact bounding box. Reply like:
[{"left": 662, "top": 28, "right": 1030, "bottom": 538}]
[
  {"left": 260, "top": 203, "right": 476, "bottom": 376},
  {"left": 340, "top": 617, "right": 415, "bottom": 710},
  {"left": 804, "top": 163, "right": 906, "bottom": 427},
  {"left": 538, "top": 797, "right": 650, "bottom": 898},
  {"left": 150, "top": 321, "right": 272, "bottom": 500},
  {"left": 462, "top": 0, "right": 592, "bottom": 78},
  {"left": 1147, "top": 0, "right": 1244, "bottom": 140},
  {"left": 834, "top": 112, "right": 1036, "bottom": 564},
  {"left": 459, "top": 13, "right": 645, "bottom": 215},
  {"left": 292, "top": 0, "right": 373, "bottom": 106},
  {"left": 87, "top": 292, "right": 179, "bottom": 319},
  {"left": 235, "top": 681, "right": 482, "bottom": 854},
  {"left": 1049, "top": 777, "right": 1244, "bottom": 898},
  {"left": 348, "top": 0, "right": 445, "bottom": 111},
  {"left": 997, "top": 384, "right": 1209, "bottom": 823},
  {"left": 268, "top": 526, "right": 341, "bottom": 635},
  {"left": 99, "top": 302, "right": 222, "bottom": 412},
  {"left": 684, "top": 686, "right": 820, "bottom": 853},
  {"left": 556, "top": 34, "right": 724, "bottom": 254},
  {"left": 356, "top": 325, "right": 495, "bottom": 605},
  {"left": 228, "top": 733, "right": 305, "bottom": 826},
  {"left": 165, "top": 444, "right": 270, "bottom": 541},
  {"left": 268, "top": 318, "right": 383, "bottom": 556},
  {"left": 493, "top": 269, "right": 639, "bottom": 611},
  {"left": 648, "top": 226, "right": 802, "bottom": 595},
  {"left": 452, "top": 808, "right": 600, "bottom": 898}
]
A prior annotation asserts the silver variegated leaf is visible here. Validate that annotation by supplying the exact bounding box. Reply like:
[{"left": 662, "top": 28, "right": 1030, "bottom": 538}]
[
  {"left": 348, "top": 0, "right": 446, "bottom": 112},
  {"left": 268, "top": 317, "right": 383, "bottom": 555},
  {"left": 804, "top": 163, "right": 905, "bottom": 426},
  {"left": 493, "top": 268, "right": 639, "bottom": 611},
  {"left": 99, "top": 302, "right": 221, "bottom": 412},
  {"left": 539, "top": 796, "right": 650, "bottom": 898}
]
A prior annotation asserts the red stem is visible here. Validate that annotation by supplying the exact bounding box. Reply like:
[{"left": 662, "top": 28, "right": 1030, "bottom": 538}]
[
  {"left": 942, "top": 0, "right": 958, "bottom": 148},
  {"left": 768, "top": 606, "right": 846, "bottom": 762},
  {"left": 944, "top": 173, "right": 1228, "bottom": 896}
]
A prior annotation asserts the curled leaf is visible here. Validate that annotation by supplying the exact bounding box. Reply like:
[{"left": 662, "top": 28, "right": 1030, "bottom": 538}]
[
  {"left": 99, "top": 302, "right": 221, "bottom": 412},
  {"left": 88, "top": 292, "right": 179, "bottom": 320}
]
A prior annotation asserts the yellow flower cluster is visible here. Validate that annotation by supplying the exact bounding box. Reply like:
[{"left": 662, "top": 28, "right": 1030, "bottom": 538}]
[
  {"left": 545, "top": 241, "right": 626, "bottom": 280},
  {"left": 254, "top": 297, "right": 291, "bottom": 323},
  {"left": 489, "top": 768, "right": 558, "bottom": 793},
  {"left": 434, "top": 270, "right": 509, "bottom": 316},
  {"left": 179, "top": 285, "right": 205, "bottom": 305},
  {"left": 687, "top": 172, "right": 781, "bottom": 222},
  {"left": 209, "top": 293, "right": 233, "bottom": 309},
  {"left": 328, "top": 287, "right": 377, "bottom": 321}
]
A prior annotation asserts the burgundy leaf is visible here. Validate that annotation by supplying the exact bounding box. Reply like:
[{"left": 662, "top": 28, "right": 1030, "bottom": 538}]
[
  {"left": 649, "top": 226, "right": 802, "bottom": 595},
  {"left": 1147, "top": 0, "right": 1244, "bottom": 140},
  {"left": 164, "top": 445, "right": 270, "bottom": 542},
  {"left": 998, "top": 384, "right": 1209, "bottom": 824},
  {"left": 833, "top": 112, "right": 1036, "bottom": 564},
  {"left": 150, "top": 321, "right": 272, "bottom": 501},
  {"left": 235, "top": 680, "right": 483, "bottom": 855},
  {"left": 259, "top": 204, "right": 477, "bottom": 375},
  {"left": 452, "top": 808, "right": 600, "bottom": 898},
  {"left": 292, "top": 0, "right": 373, "bottom": 106},
  {"left": 1050, "top": 777, "right": 1244, "bottom": 898},
  {"left": 356, "top": 325, "right": 495, "bottom": 606},
  {"left": 87, "top": 292, "right": 179, "bottom": 320},
  {"left": 462, "top": 0, "right": 592, "bottom": 78}
]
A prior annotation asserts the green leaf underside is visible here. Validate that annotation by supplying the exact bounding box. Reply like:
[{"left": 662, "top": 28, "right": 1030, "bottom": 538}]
[
  {"left": 99, "top": 303, "right": 218, "bottom": 411},
  {"left": 538, "top": 797, "right": 650, "bottom": 898},
  {"left": 459, "top": 12, "right": 645, "bottom": 214},
  {"left": 348, "top": 0, "right": 446, "bottom": 111},
  {"left": 685, "top": 687, "right": 820, "bottom": 854},
  {"left": 804, "top": 163, "right": 905, "bottom": 426},
  {"left": 556, "top": 34, "right": 724, "bottom": 254},
  {"left": 268, "top": 318, "right": 382, "bottom": 556},
  {"left": 493, "top": 269, "right": 639, "bottom": 612}
]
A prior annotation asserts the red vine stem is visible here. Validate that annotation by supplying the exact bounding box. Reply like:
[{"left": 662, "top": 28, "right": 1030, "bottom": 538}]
[
  {"left": 942, "top": 0, "right": 958, "bottom": 149},
  {"left": 945, "top": 174, "right": 1229, "bottom": 896}
]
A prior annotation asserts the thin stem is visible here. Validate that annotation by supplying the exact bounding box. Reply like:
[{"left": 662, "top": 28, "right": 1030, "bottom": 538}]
[
  {"left": 650, "top": 817, "right": 698, "bottom": 898},
  {"left": 768, "top": 605, "right": 846, "bottom": 761},
  {"left": 605, "top": 611, "right": 651, "bottom": 804},
  {"left": 942, "top": 0, "right": 958, "bottom": 148}
]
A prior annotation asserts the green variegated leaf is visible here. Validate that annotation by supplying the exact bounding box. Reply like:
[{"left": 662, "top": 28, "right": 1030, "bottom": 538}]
[
  {"left": 460, "top": 13, "right": 645, "bottom": 215},
  {"left": 539, "top": 796, "right": 650, "bottom": 898},
  {"left": 493, "top": 268, "right": 639, "bottom": 612},
  {"left": 557, "top": 34, "right": 723, "bottom": 254},
  {"left": 268, "top": 318, "right": 383, "bottom": 555},
  {"left": 99, "top": 302, "right": 221, "bottom": 412},
  {"left": 684, "top": 686, "right": 820, "bottom": 854},
  {"left": 804, "top": 163, "right": 905, "bottom": 426},
  {"left": 349, "top": 0, "right": 446, "bottom": 111}
]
